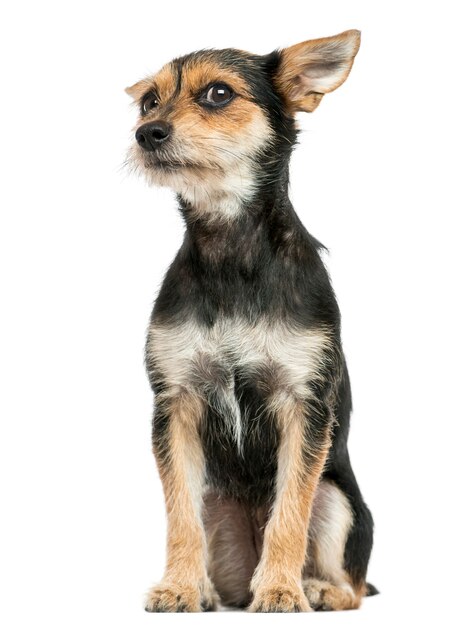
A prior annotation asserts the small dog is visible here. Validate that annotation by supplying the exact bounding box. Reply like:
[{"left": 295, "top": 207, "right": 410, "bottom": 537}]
[{"left": 126, "top": 29, "right": 375, "bottom": 612}]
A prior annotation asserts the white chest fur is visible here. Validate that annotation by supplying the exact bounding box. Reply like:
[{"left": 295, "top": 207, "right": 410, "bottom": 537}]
[
  {"left": 147, "top": 316, "right": 333, "bottom": 396},
  {"left": 146, "top": 317, "right": 334, "bottom": 450}
]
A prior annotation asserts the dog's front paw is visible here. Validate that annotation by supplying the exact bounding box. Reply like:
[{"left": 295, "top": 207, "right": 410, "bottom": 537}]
[
  {"left": 145, "top": 580, "right": 217, "bottom": 612},
  {"left": 249, "top": 585, "right": 311, "bottom": 612}
]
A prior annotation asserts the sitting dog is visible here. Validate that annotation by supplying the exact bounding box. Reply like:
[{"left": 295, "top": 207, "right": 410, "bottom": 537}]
[{"left": 126, "top": 29, "right": 375, "bottom": 612}]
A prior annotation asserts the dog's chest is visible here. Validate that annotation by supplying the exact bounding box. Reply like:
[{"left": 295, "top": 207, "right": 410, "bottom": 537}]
[
  {"left": 147, "top": 316, "right": 330, "bottom": 405},
  {"left": 147, "top": 316, "right": 331, "bottom": 501}
]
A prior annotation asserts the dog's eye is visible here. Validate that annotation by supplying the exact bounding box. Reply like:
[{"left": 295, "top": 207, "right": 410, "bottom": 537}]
[
  {"left": 202, "top": 84, "right": 234, "bottom": 107},
  {"left": 141, "top": 92, "right": 159, "bottom": 115}
]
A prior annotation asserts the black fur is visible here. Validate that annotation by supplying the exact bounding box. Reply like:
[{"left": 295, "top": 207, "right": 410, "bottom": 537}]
[
  {"left": 200, "top": 370, "right": 280, "bottom": 507},
  {"left": 145, "top": 48, "right": 374, "bottom": 591},
  {"left": 323, "top": 359, "right": 375, "bottom": 589}
]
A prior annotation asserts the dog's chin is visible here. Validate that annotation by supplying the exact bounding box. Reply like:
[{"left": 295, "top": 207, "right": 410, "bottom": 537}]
[
  {"left": 142, "top": 155, "right": 196, "bottom": 172},
  {"left": 147, "top": 160, "right": 194, "bottom": 171},
  {"left": 136, "top": 157, "right": 214, "bottom": 192},
  {"left": 129, "top": 148, "right": 256, "bottom": 211}
]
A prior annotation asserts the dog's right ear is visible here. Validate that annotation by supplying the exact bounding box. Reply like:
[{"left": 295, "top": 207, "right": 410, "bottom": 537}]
[{"left": 274, "top": 30, "right": 361, "bottom": 114}]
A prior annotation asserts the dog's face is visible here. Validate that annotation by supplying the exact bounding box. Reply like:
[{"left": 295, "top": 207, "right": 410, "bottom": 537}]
[{"left": 126, "top": 31, "right": 360, "bottom": 220}]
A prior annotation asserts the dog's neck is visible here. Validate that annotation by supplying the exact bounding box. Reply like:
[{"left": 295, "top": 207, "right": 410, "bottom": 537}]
[
  {"left": 164, "top": 162, "right": 331, "bottom": 326},
  {"left": 177, "top": 164, "right": 303, "bottom": 266}
]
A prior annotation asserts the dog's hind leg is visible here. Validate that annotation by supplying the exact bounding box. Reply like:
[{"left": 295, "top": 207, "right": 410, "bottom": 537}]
[
  {"left": 303, "top": 476, "right": 374, "bottom": 610},
  {"left": 303, "top": 359, "right": 375, "bottom": 611},
  {"left": 204, "top": 492, "right": 266, "bottom": 608}
]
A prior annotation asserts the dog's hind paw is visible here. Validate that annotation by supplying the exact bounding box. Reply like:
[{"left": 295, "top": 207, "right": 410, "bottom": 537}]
[{"left": 303, "top": 579, "right": 361, "bottom": 611}]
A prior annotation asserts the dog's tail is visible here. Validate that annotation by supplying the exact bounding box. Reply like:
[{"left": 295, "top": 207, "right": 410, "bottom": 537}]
[{"left": 365, "top": 582, "right": 380, "bottom": 597}]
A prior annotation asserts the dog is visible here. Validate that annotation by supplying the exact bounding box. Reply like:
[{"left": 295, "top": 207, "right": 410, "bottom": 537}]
[{"left": 126, "top": 29, "right": 375, "bottom": 612}]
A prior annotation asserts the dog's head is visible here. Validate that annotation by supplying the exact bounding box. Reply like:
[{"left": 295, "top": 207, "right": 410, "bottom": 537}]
[{"left": 126, "top": 31, "right": 360, "bottom": 221}]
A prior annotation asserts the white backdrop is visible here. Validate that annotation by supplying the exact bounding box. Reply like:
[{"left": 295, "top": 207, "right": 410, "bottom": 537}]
[{"left": 1, "top": 1, "right": 474, "bottom": 624}]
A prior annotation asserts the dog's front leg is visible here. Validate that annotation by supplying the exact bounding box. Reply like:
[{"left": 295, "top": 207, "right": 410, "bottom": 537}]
[
  {"left": 250, "top": 399, "right": 331, "bottom": 612},
  {"left": 145, "top": 391, "right": 216, "bottom": 612}
]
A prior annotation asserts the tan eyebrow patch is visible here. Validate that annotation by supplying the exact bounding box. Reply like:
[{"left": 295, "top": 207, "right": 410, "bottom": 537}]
[
  {"left": 127, "top": 57, "right": 254, "bottom": 109},
  {"left": 149, "top": 57, "right": 265, "bottom": 136},
  {"left": 152, "top": 63, "right": 178, "bottom": 102},
  {"left": 179, "top": 59, "right": 253, "bottom": 99}
]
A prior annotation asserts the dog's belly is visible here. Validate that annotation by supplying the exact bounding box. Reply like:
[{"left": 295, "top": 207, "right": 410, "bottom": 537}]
[{"left": 147, "top": 315, "right": 333, "bottom": 503}]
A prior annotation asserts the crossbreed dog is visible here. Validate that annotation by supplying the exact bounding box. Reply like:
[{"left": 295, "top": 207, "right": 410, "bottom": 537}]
[{"left": 126, "top": 29, "right": 375, "bottom": 612}]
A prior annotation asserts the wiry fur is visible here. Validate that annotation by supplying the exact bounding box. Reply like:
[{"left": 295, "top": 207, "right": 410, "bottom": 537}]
[
  {"left": 204, "top": 479, "right": 361, "bottom": 610},
  {"left": 126, "top": 29, "right": 376, "bottom": 613}
]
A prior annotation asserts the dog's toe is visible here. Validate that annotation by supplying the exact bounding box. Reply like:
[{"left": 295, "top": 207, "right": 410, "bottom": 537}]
[
  {"left": 303, "top": 579, "right": 361, "bottom": 611},
  {"left": 144, "top": 579, "right": 218, "bottom": 613},
  {"left": 145, "top": 583, "right": 201, "bottom": 612},
  {"left": 249, "top": 585, "right": 311, "bottom": 612}
]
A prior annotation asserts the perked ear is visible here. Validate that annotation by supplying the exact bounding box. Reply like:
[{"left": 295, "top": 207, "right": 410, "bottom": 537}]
[
  {"left": 275, "top": 30, "right": 361, "bottom": 114},
  {"left": 125, "top": 79, "right": 151, "bottom": 101}
]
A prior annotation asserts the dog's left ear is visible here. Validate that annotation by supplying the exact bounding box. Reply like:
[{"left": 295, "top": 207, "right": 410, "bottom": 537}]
[
  {"left": 125, "top": 79, "right": 151, "bottom": 101},
  {"left": 275, "top": 30, "right": 361, "bottom": 114}
]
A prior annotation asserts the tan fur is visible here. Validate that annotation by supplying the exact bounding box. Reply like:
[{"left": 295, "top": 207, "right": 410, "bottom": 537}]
[
  {"left": 302, "top": 480, "right": 364, "bottom": 610},
  {"left": 126, "top": 62, "right": 176, "bottom": 102},
  {"left": 303, "top": 579, "right": 361, "bottom": 611},
  {"left": 126, "top": 59, "right": 254, "bottom": 104},
  {"left": 127, "top": 40, "right": 367, "bottom": 612},
  {"left": 126, "top": 36, "right": 359, "bottom": 216},
  {"left": 178, "top": 59, "right": 254, "bottom": 99},
  {"left": 126, "top": 59, "right": 272, "bottom": 222},
  {"left": 147, "top": 317, "right": 334, "bottom": 453},
  {"left": 203, "top": 478, "right": 364, "bottom": 611},
  {"left": 276, "top": 30, "right": 361, "bottom": 113},
  {"left": 146, "top": 317, "right": 336, "bottom": 611},
  {"left": 249, "top": 402, "right": 331, "bottom": 612},
  {"left": 145, "top": 391, "right": 217, "bottom": 612}
]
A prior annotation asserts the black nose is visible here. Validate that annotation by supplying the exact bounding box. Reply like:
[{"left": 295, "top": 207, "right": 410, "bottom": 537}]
[{"left": 135, "top": 121, "right": 171, "bottom": 151}]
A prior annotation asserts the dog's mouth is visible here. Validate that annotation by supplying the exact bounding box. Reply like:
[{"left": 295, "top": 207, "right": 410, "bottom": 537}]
[
  {"left": 141, "top": 152, "right": 198, "bottom": 170},
  {"left": 157, "top": 160, "right": 192, "bottom": 169},
  {"left": 142, "top": 152, "right": 219, "bottom": 173},
  {"left": 147, "top": 159, "right": 192, "bottom": 170}
]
